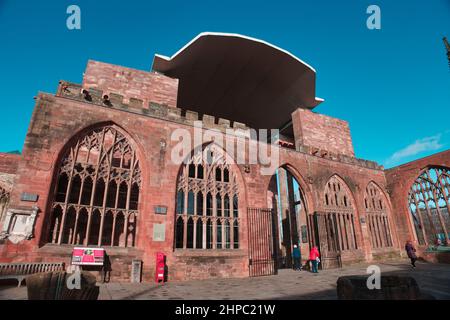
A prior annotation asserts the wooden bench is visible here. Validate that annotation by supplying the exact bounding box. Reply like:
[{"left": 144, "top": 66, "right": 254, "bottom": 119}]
[{"left": 0, "top": 262, "right": 65, "bottom": 287}]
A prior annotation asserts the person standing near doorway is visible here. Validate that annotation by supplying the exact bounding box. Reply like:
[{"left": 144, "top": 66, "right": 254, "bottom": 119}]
[
  {"left": 405, "top": 240, "right": 418, "bottom": 268},
  {"left": 293, "top": 244, "right": 302, "bottom": 271},
  {"left": 309, "top": 246, "right": 320, "bottom": 273}
]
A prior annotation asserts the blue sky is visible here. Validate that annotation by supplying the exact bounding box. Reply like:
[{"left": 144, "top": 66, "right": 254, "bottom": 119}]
[{"left": 0, "top": 0, "right": 449, "bottom": 168}]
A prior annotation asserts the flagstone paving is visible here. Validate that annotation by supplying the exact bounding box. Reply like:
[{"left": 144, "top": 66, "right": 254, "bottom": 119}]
[{"left": 1, "top": 259, "right": 449, "bottom": 300}]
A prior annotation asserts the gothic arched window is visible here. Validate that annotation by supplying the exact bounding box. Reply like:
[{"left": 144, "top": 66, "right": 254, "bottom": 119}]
[
  {"left": 364, "top": 182, "right": 393, "bottom": 248},
  {"left": 175, "top": 144, "right": 239, "bottom": 250},
  {"left": 408, "top": 167, "right": 450, "bottom": 246},
  {"left": 47, "top": 126, "right": 141, "bottom": 247},
  {"left": 323, "top": 175, "right": 358, "bottom": 251}
]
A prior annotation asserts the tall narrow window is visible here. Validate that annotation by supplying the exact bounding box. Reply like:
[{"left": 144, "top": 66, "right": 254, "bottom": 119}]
[
  {"left": 217, "top": 220, "right": 222, "bottom": 249},
  {"left": 216, "top": 194, "right": 223, "bottom": 217},
  {"left": 176, "top": 190, "right": 185, "bottom": 214},
  {"left": 233, "top": 220, "right": 239, "bottom": 249},
  {"left": 206, "top": 193, "right": 213, "bottom": 216},
  {"left": 187, "top": 191, "right": 195, "bottom": 215},
  {"left": 186, "top": 217, "right": 194, "bottom": 248},
  {"left": 233, "top": 195, "right": 238, "bottom": 218},
  {"left": 175, "top": 144, "right": 240, "bottom": 250},
  {"left": 197, "top": 192, "right": 204, "bottom": 216},
  {"left": 224, "top": 195, "right": 230, "bottom": 217},
  {"left": 47, "top": 126, "right": 141, "bottom": 247},
  {"left": 175, "top": 216, "right": 184, "bottom": 248},
  {"left": 196, "top": 218, "right": 203, "bottom": 249}
]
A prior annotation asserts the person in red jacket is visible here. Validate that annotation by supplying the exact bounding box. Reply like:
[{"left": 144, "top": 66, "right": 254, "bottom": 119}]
[{"left": 309, "top": 246, "right": 320, "bottom": 273}]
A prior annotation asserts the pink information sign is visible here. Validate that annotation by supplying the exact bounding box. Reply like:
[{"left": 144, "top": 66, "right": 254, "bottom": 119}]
[{"left": 71, "top": 247, "right": 105, "bottom": 266}]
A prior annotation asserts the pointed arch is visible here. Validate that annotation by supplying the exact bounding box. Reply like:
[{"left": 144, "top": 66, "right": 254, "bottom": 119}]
[
  {"left": 46, "top": 124, "right": 142, "bottom": 247},
  {"left": 364, "top": 181, "right": 393, "bottom": 249},
  {"left": 322, "top": 174, "right": 358, "bottom": 251},
  {"left": 407, "top": 166, "right": 450, "bottom": 246},
  {"left": 265, "top": 163, "right": 315, "bottom": 214},
  {"left": 174, "top": 143, "right": 241, "bottom": 250},
  {"left": 266, "top": 164, "right": 311, "bottom": 269},
  {"left": 323, "top": 174, "right": 357, "bottom": 211}
]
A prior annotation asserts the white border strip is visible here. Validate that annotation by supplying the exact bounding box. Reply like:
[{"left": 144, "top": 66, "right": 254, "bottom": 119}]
[{"left": 153, "top": 32, "right": 317, "bottom": 73}]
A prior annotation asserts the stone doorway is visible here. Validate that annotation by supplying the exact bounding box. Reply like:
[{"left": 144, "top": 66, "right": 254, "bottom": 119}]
[{"left": 268, "top": 166, "right": 309, "bottom": 270}]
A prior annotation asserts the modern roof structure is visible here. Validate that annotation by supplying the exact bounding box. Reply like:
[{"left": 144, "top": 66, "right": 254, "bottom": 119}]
[{"left": 152, "top": 32, "right": 323, "bottom": 130}]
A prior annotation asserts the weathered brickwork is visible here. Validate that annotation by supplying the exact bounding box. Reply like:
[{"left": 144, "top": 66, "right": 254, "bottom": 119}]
[
  {"left": 0, "top": 153, "right": 21, "bottom": 175},
  {"left": 0, "top": 58, "right": 447, "bottom": 282},
  {"left": 82, "top": 60, "right": 179, "bottom": 108},
  {"left": 292, "top": 108, "right": 354, "bottom": 157}
]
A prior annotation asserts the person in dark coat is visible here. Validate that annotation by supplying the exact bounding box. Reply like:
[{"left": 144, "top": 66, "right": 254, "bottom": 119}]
[
  {"left": 405, "top": 240, "right": 417, "bottom": 268},
  {"left": 292, "top": 244, "right": 302, "bottom": 271}
]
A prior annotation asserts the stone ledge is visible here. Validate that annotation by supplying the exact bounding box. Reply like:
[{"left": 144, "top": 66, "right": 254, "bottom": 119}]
[
  {"left": 172, "top": 249, "right": 246, "bottom": 258},
  {"left": 38, "top": 243, "right": 144, "bottom": 257}
]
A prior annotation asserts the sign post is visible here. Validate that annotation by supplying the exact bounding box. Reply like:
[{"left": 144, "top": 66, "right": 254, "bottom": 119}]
[{"left": 71, "top": 247, "right": 105, "bottom": 266}]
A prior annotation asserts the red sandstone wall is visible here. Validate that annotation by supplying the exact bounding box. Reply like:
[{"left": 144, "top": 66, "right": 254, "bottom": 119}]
[
  {"left": 0, "top": 87, "right": 408, "bottom": 281},
  {"left": 385, "top": 150, "right": 450, "bottom": 253},
  {"left": 0, "top": 93, "right": 251, "bottom": 281},
  {"left": 82, "top": 60, "right": 179, "bottom": 108},
  {"left": 292, "top": 108, "right": 355, "bottom": 157},
  {"left": 0, "top": 153, "right": 21, "bottom": 174}
]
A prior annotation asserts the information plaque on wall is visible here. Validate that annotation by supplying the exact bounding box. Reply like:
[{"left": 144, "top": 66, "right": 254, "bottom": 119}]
[
  {"left": 153, "top": 223, "right": 166, "bottom": 242},
  {"left": 71, "top": 247, "right": 105, "bottom": 266},
  {"left": 20, "top": 193, "right": 39, "bottom": 202},
  {"left": 154, "top": 206, "right": 167, "bottom": 215}
]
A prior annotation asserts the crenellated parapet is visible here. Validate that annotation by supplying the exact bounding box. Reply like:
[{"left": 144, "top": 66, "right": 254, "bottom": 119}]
[
  {"left": 56, "top": 81, "right": 383, "bottom": 171},
  {"left": 56, "top": 81, "right": 249, "bottom": 134}
]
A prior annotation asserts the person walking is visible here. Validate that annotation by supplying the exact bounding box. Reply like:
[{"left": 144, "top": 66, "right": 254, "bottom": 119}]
[
  {"left": 292, "top": 244, "right": 302, "bottom": 271},
  {"left": 309, "top": 246, "right": 320, "bottom": 273},
  {"left": 405, "top": 240, "right": 417, "bottom": 268}
]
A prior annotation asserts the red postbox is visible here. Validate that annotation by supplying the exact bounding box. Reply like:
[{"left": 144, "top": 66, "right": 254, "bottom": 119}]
[{"left": 155, "top": 252, "right": 166, "bottom": 284}]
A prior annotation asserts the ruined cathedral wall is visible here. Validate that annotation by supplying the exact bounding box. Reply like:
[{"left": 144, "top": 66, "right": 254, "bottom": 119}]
[
  {"left": 385, "top": 149, "right": 450, "bottom": 262},
  {"left": 0, "top": 79, "right": 406, "bottom": 279}
]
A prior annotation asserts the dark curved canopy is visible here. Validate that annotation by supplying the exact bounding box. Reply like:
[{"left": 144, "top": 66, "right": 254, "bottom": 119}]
[{"left": 152, "top": 32, "right": 323, "bottom": 129}]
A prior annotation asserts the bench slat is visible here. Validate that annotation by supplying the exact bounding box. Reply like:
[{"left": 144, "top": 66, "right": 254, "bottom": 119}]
[{"left": 0, "top": 262, "right": 65, "bottom": 278}]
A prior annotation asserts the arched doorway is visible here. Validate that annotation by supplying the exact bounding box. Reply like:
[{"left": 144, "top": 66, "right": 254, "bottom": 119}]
[
  {"left": 408, "top": 167, "right": 450, "bottom": 246},
  {"left": 267, "top": 166, "right": 308, "bottom": 269}
]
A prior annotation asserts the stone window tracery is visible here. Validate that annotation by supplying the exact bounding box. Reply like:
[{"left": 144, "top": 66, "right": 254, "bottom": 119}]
[
  {"left": 47, "top": 126, "right": 141, "bottom": 247},
  {"left": 364, "top": 182, "right": 393, "bottom": 248},
  {"left": 408, "top": 167, "right": 450, "bottom": 246},
  {"left": 175, "top": 144, "right": 239, "bottom": 250},
  {"left": 323, "top": 176, "right": 358, "bottom": 251}
]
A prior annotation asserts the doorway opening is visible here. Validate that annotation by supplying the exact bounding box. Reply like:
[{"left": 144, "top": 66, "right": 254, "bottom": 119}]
[{"left": 268, "top": 166, "right": 309, "bottom": 269}]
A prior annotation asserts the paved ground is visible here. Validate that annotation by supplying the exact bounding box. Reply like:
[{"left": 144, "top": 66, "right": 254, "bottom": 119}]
[{"left": 1, "top": 259, "right": 449, "bottom": 300}]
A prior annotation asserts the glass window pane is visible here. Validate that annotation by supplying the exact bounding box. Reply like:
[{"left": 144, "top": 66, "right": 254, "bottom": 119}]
[{"left": 187, "top": 191, "right": 195, "bottom": 215}]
